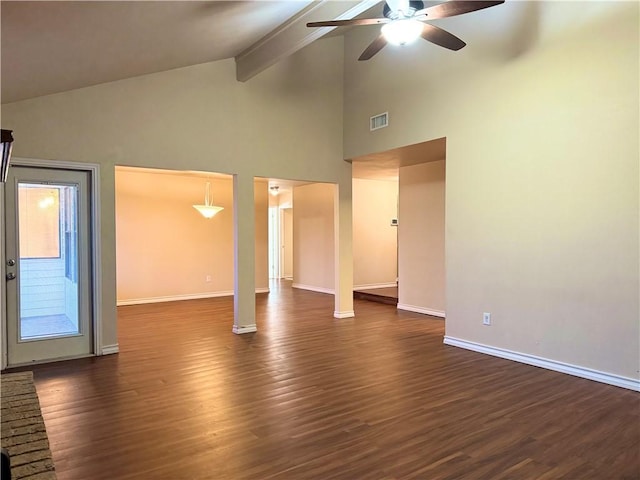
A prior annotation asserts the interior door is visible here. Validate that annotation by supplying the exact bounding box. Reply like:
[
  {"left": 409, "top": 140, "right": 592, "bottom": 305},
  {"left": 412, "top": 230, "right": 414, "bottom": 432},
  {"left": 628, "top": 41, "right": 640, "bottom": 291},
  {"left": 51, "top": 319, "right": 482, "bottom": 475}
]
[{"left": 5, "top": 166, "right": 93, "bottom": 365}]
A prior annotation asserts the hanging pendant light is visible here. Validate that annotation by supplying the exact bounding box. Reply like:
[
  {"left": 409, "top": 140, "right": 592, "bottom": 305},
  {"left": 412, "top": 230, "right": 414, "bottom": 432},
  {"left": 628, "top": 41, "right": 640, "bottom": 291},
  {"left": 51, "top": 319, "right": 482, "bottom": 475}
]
[{"left": 193, "top": 181, "right": 224, "bottom": 219}]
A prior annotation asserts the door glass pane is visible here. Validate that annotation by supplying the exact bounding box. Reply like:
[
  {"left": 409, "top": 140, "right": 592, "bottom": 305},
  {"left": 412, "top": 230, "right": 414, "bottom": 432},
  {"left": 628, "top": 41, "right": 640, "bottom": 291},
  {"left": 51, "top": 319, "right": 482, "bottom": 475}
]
[{"left": 18, "top": 183, "right": 79, "bottom": 340}]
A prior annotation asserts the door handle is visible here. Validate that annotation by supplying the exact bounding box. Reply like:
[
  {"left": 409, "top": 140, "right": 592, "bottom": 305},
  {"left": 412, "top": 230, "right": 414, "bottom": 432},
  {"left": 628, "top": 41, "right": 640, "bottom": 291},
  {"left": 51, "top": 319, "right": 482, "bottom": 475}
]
[
  {"left": 6, "top": 259, "right": 15, "bottom": 267},
  {"left": 6, "top": 272, "right": 16, "bottom": 281}
]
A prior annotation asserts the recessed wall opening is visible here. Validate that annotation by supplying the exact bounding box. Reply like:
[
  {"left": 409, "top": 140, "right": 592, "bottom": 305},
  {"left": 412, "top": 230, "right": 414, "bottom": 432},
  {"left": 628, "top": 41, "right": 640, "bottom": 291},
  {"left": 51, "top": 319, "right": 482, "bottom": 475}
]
[
  {"left": 264, "top": 179, "right": 296, "bottom": 281},
  {"left": 114, "top": 166, "right": 238, "bottom": 306},
  {"left": 261, "top": 177, "right": 338, "bottom": 298},
  {"left": 349, "top": 136, "right": 446, "bottom": 319}
]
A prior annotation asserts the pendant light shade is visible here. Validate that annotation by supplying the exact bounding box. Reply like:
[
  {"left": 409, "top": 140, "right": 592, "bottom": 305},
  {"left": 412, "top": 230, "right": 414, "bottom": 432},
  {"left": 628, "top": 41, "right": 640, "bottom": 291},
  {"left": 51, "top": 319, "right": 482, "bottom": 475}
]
[{"left": 193, "top": 182, "right": 223, "bottom": 219}]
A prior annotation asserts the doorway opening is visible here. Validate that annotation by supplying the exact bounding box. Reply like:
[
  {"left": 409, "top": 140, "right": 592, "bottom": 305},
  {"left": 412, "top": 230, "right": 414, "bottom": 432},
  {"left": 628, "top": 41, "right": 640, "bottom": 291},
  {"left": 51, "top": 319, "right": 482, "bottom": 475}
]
[
  {"left": 350, "top": 136, "right": 446, "bottom": 318},
  {"left": 114, "top": 166, "right": 235, "bottom": 306},
  {"left": 266, "top": 180, "right": 295, "bottom": 281}
]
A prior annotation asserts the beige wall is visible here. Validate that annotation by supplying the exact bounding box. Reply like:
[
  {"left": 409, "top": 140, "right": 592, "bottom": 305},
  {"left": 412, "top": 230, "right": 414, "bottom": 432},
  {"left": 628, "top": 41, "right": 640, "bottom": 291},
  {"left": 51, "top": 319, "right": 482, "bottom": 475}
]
[
  {"left": 115, "top": 169, "right": 268, "bottom": 303},
  {"left": 352, "top": 178, "right": 398, "bottom": 288},
  {"left": 254, "top": 181, "right": 269, "bottom": 289},
  {"left": 293, "top": 183, "right": 335, "bottom": 293},
  {"left": 398, "top": 161, "right": 445, "bottom": 315},
  {"left": 1, "top": 36, "right": 353, "bottom": 348},
  {"left": 344, "top": 2, "right": 639, "bottom": 380}
]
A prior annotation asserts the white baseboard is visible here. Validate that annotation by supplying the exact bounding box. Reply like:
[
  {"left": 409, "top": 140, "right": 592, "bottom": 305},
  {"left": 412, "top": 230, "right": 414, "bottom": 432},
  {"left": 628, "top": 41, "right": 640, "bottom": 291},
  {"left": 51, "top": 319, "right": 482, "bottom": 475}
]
[
  {"left": 291, "top": 283, "right": 335, "bottom": 295},
  {"left": 443, "top": 336, "right": 640, "bottom": 392},
  {"left": 117, "top": 288, "right": 269, "bottom": 306},
  {"left": 101, "top": 344, "right": 119, "bottom": 355},
  {"left": 334, "top": 310, "right": 355, "bottom": 319},
  {"left": 353, "top": 283, "right": 397, "bottom": 290},
  {"left": 283, "top": 275, "right": 293, "bottom": 280},
  {"left": 232, "top": 324, "right": 257, "bottom": 334},
  {"left": 397, "top": 303, "right": 445, "bottom": 318}
]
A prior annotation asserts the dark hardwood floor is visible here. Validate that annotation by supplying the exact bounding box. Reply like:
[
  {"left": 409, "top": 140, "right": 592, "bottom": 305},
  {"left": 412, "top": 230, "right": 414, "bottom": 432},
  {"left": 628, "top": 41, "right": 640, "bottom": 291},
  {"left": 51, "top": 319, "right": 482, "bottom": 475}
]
[{"left": 7, "top": 280, "right": 640, "bottom": 479}]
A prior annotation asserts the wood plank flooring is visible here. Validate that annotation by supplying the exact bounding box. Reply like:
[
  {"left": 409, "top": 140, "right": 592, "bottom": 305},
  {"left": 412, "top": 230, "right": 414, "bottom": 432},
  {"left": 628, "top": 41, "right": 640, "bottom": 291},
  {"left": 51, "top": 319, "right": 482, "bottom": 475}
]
[{"left": 6, "top": 281, "right": 640, "bottom": 479}]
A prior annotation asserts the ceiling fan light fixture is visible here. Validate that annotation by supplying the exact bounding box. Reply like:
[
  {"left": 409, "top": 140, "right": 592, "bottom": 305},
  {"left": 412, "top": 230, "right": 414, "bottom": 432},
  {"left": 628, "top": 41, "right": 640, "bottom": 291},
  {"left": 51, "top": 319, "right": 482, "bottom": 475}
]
[{"left": 381, "top": 19, "right": 423, "bottom": 46}]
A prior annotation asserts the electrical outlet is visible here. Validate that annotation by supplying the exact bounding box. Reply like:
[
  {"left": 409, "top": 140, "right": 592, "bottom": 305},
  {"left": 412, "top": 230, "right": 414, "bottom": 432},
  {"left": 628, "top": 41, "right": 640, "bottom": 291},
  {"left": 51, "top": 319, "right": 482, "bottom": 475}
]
[
  {"left": 205, "top": 275, "right": 212, "bottom": 282},
  {"left": 483, "top": 312, "right": 491, "bottom": 326}
]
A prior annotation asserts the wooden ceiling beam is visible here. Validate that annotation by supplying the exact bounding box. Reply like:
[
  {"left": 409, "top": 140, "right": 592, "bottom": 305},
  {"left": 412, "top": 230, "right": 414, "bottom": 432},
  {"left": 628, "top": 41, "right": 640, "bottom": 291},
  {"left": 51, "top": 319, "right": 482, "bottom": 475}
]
[{"left": 235, "top": 0, "right": 381, "bottom": 82}]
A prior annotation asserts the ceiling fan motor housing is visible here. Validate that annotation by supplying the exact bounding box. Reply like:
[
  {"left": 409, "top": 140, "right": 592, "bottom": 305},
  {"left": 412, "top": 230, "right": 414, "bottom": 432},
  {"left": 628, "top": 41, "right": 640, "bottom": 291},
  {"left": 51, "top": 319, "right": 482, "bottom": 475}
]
[{"left": 383, "top": 1, "right": 425, "bottom": 19}]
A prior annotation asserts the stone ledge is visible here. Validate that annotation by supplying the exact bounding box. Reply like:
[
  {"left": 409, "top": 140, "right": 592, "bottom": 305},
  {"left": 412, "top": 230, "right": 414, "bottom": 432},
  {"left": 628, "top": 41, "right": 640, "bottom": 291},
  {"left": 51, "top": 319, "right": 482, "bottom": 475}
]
[{"left": 1, "top": 372, "right": 56, "bottom": 480}]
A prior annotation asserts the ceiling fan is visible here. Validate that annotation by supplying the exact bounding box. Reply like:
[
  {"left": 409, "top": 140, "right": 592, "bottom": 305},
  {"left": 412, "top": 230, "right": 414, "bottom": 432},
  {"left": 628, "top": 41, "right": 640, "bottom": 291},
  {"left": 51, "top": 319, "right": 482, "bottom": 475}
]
[{"left": 306, "top": 0, "right": 505, "bottom": 61}]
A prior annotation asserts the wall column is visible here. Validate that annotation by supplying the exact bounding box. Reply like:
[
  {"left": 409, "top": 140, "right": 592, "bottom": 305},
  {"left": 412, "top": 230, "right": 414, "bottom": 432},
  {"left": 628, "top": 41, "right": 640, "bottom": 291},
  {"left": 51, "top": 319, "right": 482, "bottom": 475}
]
[
  {"left": 232, "top": 174, "right": 257, "bottom": 334},
  {"left": 334, "top": 180, "right": 354, "bottom": 318}
]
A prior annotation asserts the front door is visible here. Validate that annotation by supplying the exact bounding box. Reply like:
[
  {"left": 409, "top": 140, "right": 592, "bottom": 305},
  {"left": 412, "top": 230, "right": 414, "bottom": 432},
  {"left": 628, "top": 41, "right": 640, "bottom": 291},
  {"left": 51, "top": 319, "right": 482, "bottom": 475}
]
[{"left": 5, "top": 166, "right": 93, "bottom": 365}]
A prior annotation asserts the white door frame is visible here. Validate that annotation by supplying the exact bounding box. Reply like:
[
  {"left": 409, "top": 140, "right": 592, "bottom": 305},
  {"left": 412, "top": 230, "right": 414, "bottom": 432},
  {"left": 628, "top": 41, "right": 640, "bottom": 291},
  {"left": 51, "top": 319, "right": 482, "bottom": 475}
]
[{"left": 1, "top": 157, "right": 102, "bottom": 369}]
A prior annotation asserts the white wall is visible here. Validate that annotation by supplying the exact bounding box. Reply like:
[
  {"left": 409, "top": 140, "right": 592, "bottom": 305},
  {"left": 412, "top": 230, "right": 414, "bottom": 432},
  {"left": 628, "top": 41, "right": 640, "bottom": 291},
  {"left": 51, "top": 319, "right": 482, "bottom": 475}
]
[
  {"left": 397, "top": 161, "right": 445, "bottom": 316},
  {"left": 2, "top": 36, "right": 353, "bottom": 347},
  {"left": 292, "top": 183, "right": 335, "bottom": 293},
  {"left": 343, "top": 2, "right": 639, "bottom": 381},
  {"left": 352, "top": 177, "right": 398, "bottom": 288}
]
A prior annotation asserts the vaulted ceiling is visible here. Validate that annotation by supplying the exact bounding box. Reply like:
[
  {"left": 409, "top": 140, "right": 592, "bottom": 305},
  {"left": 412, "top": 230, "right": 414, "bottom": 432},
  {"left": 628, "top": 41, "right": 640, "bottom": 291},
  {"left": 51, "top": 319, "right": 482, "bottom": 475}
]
[
  {"left": 0, "top": 0, "right": 379, "bottom": 103},
  {"left": 1, "top": 0, "right": 519, "bottom": 181}
]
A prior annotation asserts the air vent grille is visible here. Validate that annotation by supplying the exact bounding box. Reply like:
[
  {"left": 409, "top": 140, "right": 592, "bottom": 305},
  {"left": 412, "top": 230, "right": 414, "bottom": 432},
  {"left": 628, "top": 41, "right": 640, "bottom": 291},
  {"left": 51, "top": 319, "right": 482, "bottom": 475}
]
[{"left": 370, "top": 112, "right": 389, "bottom": 131}]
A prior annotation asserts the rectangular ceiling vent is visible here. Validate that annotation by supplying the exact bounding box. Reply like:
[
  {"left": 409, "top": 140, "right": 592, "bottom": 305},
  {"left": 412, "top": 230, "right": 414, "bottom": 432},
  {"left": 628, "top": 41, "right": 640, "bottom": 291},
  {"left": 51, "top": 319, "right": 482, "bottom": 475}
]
[{"left": 370, "top": 112, "right": 389, "bottom": 131}]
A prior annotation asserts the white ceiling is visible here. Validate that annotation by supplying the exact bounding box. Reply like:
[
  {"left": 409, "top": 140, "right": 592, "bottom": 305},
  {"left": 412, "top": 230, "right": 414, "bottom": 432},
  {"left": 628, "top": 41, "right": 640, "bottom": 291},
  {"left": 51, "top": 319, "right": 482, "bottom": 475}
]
[
  {"left": 0, "top": 0, "right": 314, "bottom": 103},
  {"left": 0, "top": 0, "right": 527, "bottom": 104},
  {"left": 351, "top": 136, "right": 446, "bottom": 181}
]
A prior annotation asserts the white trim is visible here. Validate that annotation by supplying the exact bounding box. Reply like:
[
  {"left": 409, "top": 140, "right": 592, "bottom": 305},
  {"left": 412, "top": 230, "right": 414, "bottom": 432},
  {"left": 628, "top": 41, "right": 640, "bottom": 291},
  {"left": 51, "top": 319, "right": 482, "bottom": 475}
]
[
  {"left": 89, "top": 165, "right": 103, "bottom": 356},
  {"left": 10, "top": 158, "right": 104, "bottom": 358},
  {"left": 443, "top": 336, "right": 640, "bottom": 392},
  {"left": 118, "top": 292, "right": 233, "bottom": 306},
  {"left": 334, "top": 310, "right": 355, "bottom": 319},
  {"left": 283, "top": 275, "right": 293, "bottom": 280},
  {"left": 7, "top": 353, "right": 94, "bottom": 368},
  {"left": 117, "top": 288, "right": 269, "bottom": 306},
  {"left": 353, "top": 283, "right": 397, "bottom": 291},
  {"left": 101, "top": 344, "right": 119, "bottom": 355},
  {"left": 292, "top": 283, "right": 335, "bottom": 295},
  {"left": 1, "top": 183, "right": 6, "bottom": 370},
  {"left": 397, "top": 303, "right": 445, "bottom": 318},
  {"left": 232, "top": 324, "right": 257, "bottom": 335}
]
